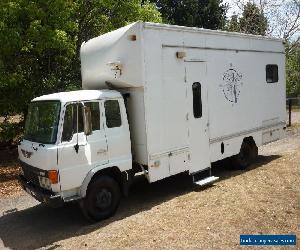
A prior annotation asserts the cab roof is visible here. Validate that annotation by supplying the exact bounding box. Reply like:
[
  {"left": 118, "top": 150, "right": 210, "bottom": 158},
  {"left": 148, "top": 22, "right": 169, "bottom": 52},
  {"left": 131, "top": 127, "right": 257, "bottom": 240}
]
[{"left": 32, "top": 90, "right": 122, "bottom": 103}]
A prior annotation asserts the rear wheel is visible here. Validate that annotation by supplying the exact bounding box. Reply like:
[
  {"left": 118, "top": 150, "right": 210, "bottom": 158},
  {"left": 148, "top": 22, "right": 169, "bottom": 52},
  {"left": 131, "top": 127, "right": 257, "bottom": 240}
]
[
  {"left": 81, "top": 175, "right": 121, "bottom": 222},
  {"left": 232, "top": 140, "right": 258, "bottom": 170}
]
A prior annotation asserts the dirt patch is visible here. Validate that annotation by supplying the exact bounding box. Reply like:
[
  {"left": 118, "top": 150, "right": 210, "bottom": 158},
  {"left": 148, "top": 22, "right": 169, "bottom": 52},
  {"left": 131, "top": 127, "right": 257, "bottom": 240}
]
[
  {"left": 0, "top": 148, "right": 22, "bottom": 197},
  {"left": 48, "top": 150, "right": 299, "bottom": 250},
  {"left": 287, "top": 110, "right": 300, "bottom": 125},
  {"left": 0, "top": 167, "right": 22, "bottom": 197},
  {"left": 0, "top": 129, "right": 299, "bottom": 250}
]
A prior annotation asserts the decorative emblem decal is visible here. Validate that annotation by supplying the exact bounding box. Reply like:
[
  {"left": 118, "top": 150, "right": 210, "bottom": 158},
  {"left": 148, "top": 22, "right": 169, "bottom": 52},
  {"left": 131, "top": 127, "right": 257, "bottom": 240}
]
[
  {"left": 220, "top": 67, "right": 243, "bottom": 104},
  {"left": 21, "top": 149, "right": 33, "bottom": 159}
]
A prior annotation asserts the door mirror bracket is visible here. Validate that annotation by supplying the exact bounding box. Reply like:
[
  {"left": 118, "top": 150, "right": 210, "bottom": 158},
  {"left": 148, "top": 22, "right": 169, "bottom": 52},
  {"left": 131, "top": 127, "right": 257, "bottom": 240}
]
[{"left": 74, "top": 144, "right": 79, "bottom": 153}]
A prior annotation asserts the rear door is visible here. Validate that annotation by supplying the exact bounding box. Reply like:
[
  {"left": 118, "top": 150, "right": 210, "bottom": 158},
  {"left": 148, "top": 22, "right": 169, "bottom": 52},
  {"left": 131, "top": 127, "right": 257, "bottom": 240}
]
[{"left": 185, "top": 62, "right": 210, "bottom": 173}]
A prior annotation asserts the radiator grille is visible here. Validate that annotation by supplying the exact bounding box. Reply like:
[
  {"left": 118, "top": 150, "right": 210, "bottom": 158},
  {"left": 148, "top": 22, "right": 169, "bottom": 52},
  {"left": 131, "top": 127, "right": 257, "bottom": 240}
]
[{"left": 20, "top": 162, "right": 46, "bottom": 187}]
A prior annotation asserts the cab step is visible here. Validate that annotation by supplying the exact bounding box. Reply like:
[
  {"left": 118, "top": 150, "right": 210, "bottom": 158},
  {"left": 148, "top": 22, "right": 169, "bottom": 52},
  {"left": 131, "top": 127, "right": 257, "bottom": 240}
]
[{"left": 194, "top": 176, "right": 219, "bottom": 186}]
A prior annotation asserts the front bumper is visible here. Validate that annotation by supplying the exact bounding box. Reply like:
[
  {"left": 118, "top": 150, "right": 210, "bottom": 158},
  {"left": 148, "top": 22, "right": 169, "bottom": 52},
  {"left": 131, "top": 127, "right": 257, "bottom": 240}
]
[{"left": 19, "top": 175, "right": 64, "bottom": 208}]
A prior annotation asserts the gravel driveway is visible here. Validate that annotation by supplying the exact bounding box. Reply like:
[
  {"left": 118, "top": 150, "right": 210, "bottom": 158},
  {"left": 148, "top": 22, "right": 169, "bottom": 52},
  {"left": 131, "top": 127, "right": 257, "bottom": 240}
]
[
  {"left": 0, "top": 123, "right": 299, "bottom": 250},
  {"left": 289, "top": 110, "right": 300, "bottom": 124}
]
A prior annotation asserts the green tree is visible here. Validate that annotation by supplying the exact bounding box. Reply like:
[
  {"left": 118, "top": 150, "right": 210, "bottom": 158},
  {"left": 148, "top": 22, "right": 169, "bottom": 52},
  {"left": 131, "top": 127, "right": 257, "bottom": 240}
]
[
  {"left": 227, "top": 14, "right": 239, "bottom": 32},
  {"left": 239, "top": 2, "right": 268, "bottom": 35},
  {"left": 286, "top": 42, "right": 300, "bottom": 97},
  {"left": 226, "top": 2, "right": 268, "bottom": 35},
  {"left": 150, "top": 0, "right": 227, "bottom": 29},
  {"left": 0, "top": 0, "right": 78, "bottom": 115},
  {"left": 0, "top": 0, "right": 161, "bottom": 143},
  {"left": 0, "top": 0, "right": 78, "bottom": 143}
]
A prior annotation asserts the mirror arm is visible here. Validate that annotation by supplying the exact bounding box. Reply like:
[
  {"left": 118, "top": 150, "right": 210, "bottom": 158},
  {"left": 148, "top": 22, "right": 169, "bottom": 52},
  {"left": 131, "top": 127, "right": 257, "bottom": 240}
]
[{"left": 74, "top": 144, "right": 79, "bottom": 153}]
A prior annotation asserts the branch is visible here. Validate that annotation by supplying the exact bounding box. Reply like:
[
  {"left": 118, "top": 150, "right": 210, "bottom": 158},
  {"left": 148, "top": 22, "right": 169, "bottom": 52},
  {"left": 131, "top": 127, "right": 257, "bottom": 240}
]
[
  {"left": 283, "top": 1, "right": 300, "bottom": 40},
  {"left": 286, "top": 36, "right": 300, "bottom": 56}
]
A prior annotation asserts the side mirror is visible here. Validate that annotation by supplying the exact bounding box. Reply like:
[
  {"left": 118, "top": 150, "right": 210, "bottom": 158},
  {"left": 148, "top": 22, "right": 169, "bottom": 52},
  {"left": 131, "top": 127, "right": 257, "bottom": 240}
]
[{"left": 83, "top": 106, "right": 92, "bottom": 135}]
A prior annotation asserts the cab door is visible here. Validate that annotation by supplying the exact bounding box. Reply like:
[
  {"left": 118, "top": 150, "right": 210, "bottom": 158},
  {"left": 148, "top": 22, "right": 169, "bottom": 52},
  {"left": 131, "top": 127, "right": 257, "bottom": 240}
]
[
  {"left": 57, "top": 101, "right": 108, "bottom": 191},
  {"left": 185, "top": 62, "right": 211, "bottom": 173}
]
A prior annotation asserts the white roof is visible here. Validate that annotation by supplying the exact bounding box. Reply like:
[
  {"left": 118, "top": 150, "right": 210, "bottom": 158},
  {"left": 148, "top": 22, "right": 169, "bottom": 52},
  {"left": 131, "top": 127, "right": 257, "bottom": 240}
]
[
  {"left": 32, "top": 90, "right": 122, "bottom": 103},
  {"left": 143, "top": 22, "right": 283, "bottom": 42}
]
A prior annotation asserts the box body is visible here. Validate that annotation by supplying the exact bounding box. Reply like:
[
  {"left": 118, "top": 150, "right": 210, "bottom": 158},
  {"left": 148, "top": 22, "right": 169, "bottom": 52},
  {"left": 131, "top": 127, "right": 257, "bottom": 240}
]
[{"left": 81, "top": 22, "right": 286, "bottom": 182}]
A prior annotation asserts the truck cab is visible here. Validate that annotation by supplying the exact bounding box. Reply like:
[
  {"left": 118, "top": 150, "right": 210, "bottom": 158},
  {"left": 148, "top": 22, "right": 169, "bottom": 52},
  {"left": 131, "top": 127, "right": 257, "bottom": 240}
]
[{"left": 18, "top": 90, "right": 132, "bottom": 220}]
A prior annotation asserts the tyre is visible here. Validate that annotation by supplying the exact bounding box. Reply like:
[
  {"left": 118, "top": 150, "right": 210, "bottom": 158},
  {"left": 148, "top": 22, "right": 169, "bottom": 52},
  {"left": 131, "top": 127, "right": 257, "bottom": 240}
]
[
  {"left": 250, "top": 141, "right": 258, "bottom": 161},
  {"left": 232, "top": 140, "right": 258, "bottom": 170},
  {"left": 81, "top": 175, "right": 121, "bottom": 222}
]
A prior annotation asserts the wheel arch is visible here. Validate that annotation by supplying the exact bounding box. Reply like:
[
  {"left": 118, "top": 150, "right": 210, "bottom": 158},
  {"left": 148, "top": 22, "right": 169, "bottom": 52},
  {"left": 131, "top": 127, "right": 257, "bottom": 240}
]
[{"left": 80, "top": 166, "right": 123, "bottom": 198}]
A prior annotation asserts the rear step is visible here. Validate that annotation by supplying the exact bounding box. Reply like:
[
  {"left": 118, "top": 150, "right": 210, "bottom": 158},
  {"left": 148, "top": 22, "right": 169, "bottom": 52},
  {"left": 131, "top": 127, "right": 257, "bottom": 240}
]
[
  {"left": 192, "top": 168, "right": 219, "bottom": 187},
  {"left": 194, "top": 176, "right": 219, "bottom": 186}
]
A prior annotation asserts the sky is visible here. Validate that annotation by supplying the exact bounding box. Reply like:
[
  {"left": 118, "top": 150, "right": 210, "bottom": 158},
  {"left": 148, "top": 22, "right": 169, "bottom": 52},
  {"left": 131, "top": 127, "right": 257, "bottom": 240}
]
[{"left": 223, "top": 0, "right": 241, "bottom": 17}]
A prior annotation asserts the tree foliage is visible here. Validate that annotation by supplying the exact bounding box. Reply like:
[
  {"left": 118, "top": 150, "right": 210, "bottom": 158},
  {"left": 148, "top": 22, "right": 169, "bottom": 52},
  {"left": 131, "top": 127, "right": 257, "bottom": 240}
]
[
  {"left": 0, "top": 0, "right": 161, "bottom": 143},
  {"left": 150, "top": 0, "right": 227, "bottom": 29},
  {"left": 239, "top": 2, "right": 268, "bottom": 35},
  {"left": 227, "top": 2, "right": 268, "bottom": 35},
  {"left": 0, "top": 0, "right": 77, "bottom": 116},
  {"left": 286, "top": 42, "right": 300, "bottom": 97}
]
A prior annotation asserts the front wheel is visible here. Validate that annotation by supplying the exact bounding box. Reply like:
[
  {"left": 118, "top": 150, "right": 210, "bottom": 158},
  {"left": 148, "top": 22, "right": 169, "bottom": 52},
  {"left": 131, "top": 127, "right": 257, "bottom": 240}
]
[{"left": 81, "top": 175, "right": 121, "bottom": 222}]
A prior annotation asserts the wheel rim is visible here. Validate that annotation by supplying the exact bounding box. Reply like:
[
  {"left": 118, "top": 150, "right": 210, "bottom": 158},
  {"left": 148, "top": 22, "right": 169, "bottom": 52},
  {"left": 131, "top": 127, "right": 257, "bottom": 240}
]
[{"left": 95, "top": 188, "right": 112, "bottom": 209}]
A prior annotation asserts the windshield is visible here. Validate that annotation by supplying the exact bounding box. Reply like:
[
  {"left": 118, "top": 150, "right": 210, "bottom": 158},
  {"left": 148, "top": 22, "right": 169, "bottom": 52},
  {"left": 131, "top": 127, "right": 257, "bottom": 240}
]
[{"left": 24, "top": 101, "right": 61, "bottom": 144}]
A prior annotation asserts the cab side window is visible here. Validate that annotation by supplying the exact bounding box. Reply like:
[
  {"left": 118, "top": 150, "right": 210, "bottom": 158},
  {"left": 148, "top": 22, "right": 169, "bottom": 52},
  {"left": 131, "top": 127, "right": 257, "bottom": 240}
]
[
  {"left": 84, "top": 102, "right": 100, "bottom": 131},
  {"left": 105, "top": 100, "right": 122, "bottom": 128},
  {"left": 61, "top": 103, "right": 84, "bottom": 142}
]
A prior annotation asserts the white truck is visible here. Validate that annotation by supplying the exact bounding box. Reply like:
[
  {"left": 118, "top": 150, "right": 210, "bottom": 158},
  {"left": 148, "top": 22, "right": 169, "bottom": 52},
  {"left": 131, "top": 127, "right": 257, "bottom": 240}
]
[{"left": 18, "top": 22, "right": 286, "bottom": 221}]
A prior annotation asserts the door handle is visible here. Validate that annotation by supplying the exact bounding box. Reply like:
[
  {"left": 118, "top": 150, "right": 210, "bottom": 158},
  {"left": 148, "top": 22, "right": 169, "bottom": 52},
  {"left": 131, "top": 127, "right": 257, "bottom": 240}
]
[
  {"left": 97, "top": 149, "right": 107, "bottom": 154},
  {"left": 74, "top": 143, "right": 87, "bottom": 153}
]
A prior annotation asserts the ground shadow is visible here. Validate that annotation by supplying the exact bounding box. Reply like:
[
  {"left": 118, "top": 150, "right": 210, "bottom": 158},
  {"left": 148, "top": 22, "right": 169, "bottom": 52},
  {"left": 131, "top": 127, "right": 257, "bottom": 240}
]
[
  {"left": 0, "top": 154, "right": 280, "bottom": 250},
  {"left": 211, "top": 154, "right": 281, "bottom": 180},
  {"left": 0, "top": 148, "right": 18, "bottom": 166}
]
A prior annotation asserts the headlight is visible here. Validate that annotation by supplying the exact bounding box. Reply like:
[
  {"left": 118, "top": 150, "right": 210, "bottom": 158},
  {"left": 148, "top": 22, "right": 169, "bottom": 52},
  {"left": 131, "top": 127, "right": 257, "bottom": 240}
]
[{"left": 38, "top": 176, "right": 51, "bottom": 190}]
